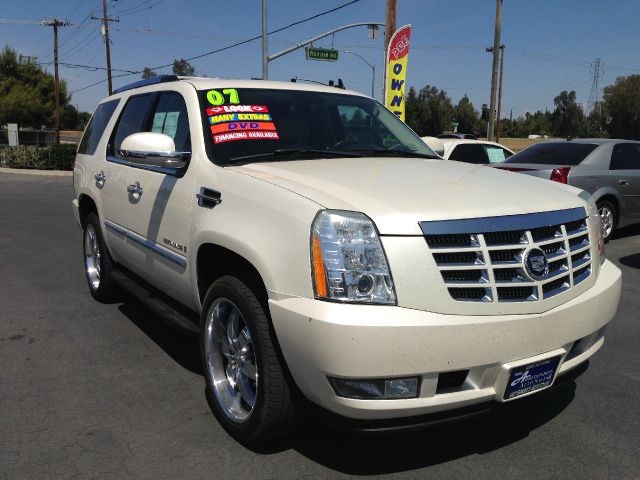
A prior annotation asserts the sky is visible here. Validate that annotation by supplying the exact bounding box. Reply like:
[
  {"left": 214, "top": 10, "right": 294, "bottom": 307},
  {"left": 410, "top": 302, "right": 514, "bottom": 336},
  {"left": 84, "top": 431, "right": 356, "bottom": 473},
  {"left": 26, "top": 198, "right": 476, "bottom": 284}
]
[{"left": 1, "top": 0, "right": 639, "bottom": 117}]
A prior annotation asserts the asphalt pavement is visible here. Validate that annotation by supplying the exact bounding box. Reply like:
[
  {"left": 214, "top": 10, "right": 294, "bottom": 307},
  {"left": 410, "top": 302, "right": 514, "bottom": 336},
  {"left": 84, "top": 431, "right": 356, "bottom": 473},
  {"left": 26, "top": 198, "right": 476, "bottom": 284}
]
[{"left": 1, "top": 171, "right": 639, "bottom": 479}]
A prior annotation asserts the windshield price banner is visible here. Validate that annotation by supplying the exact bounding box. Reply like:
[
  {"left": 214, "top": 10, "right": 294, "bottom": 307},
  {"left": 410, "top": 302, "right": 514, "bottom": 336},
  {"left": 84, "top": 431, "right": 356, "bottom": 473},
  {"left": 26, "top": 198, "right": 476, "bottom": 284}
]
[{"left": 384, "top": 24, "right": 412, "bottom": 123}]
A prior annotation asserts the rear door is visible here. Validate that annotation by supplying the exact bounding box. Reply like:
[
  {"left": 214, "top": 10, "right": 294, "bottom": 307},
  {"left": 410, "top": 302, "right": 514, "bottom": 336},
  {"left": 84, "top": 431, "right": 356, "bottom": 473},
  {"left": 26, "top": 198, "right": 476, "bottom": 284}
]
[{"left": 609, "top": 143, "right": 640, "bottom": 221}]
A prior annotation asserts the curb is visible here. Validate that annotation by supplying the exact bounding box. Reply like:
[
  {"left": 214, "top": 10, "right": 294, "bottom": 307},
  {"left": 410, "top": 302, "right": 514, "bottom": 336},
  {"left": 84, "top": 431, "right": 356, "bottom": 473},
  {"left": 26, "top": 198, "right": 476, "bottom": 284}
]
[{"left": 0, "top": 167, "right": 73, "bottom": 177}]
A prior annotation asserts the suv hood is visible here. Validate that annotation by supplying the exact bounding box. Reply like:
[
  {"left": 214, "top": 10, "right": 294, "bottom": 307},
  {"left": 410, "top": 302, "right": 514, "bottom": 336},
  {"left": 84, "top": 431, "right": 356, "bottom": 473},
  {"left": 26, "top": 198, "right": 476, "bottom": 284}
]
[{"left": 231, "top": 157, "right": 584, "bottom": 235}]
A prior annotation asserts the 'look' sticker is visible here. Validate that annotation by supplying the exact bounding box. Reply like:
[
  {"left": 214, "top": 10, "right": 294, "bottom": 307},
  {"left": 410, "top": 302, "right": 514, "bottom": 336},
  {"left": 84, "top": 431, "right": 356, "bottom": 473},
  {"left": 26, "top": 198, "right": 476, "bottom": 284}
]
[
  {"left": 206, "top": 105, "right": 269, "bottom": 116},
  {"left": 209, "top": 113, "right": 272, "bottom": 124}
]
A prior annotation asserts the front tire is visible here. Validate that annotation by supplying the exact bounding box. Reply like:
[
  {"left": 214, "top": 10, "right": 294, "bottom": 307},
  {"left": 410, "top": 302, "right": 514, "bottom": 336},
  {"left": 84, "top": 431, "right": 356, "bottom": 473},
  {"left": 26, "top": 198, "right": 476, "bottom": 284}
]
[
  {"left": 200, "top": 276, "right": 306, "bottom": 444},
  {"left": 597, "top": 200, "right": 616, "bottom": 242},
  {"left": 82, "top": 212, "right": 119, "bottom": 302}
]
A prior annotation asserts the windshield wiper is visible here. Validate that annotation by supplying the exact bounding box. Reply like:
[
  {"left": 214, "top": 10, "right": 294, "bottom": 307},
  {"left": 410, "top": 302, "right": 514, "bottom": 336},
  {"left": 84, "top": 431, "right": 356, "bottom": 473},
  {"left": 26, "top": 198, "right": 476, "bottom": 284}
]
[
  {"left": 350, "top": 149, "right": 440, "bottom": 159},
  {"left": 226, "top": 149, "right": 363, "bottom": 165}
]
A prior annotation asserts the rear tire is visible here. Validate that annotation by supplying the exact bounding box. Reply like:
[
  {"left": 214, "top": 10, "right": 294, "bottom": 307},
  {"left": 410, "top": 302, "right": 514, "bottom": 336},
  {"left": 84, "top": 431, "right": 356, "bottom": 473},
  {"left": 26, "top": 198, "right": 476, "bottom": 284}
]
[
  {"left": 82, "top": 212, "right": 119, "bottom": 302},
  {"left": 200, "top": 275, "right": 306, "bottom": 444},
  {"left": 597, "top": 200, "right": 616, "bottom": 242}
]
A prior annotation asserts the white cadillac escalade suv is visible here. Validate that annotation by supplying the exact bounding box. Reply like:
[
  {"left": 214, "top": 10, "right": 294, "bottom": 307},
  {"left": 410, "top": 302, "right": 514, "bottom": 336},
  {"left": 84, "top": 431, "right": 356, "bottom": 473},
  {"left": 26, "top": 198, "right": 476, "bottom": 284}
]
[{"left": 73, "top": 76, "right": 622, "bottom": 444}]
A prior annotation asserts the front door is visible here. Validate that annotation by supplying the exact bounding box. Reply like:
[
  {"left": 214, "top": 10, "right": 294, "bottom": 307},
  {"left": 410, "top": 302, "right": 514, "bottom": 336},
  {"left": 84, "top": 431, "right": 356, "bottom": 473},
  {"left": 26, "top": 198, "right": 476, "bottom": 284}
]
[{"left": 107, "top": 90, "right": 196, "bottom": 305}]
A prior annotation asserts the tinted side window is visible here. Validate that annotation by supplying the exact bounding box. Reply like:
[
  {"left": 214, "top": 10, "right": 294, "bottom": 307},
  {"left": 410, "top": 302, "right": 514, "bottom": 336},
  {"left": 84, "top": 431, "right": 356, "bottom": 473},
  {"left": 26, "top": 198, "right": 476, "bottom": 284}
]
[
  {"left": 78, "top": 99, "right": 119, "bottom": 155},
  {"left": 610, "top": 143, "right": 640, "bottom": 170},
  {"left": 450, "top": 144, "right": 488, "bottom": 164},
  {"left": 110, "top": 94, "right": 154, "bottom": 155},
  {"left": 504, "top": 142, "right": 598, "bottom": 165},
  {"left": 149, "top": 92, "right": 191, "bottom": 152}
]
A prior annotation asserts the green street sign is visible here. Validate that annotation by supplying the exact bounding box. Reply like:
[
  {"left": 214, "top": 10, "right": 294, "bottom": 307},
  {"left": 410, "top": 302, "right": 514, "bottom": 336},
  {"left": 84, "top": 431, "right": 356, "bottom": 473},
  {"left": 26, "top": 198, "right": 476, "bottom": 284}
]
[{"left": 305, "top": 47, "right": 339, "bottom": 62}]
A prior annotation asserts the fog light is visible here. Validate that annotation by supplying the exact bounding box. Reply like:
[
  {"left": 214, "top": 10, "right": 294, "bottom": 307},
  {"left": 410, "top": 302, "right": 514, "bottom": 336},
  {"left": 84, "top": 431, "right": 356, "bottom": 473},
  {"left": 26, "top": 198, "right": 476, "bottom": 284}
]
[{"left": 329, "top": 377, "right": 419, "bottom": 399}]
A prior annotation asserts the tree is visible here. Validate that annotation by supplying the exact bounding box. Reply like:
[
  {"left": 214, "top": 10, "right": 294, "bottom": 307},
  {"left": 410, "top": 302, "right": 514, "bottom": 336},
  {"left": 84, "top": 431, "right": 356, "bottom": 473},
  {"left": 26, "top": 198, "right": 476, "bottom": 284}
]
[
  {"left": 602, "top": 75, "right": 640, "bottom": 139},
  {"left": 551, "top": 90, "right": 586, "bottom": 138},
  {"left": 60, "top": 104, "right": 78, "bottom": 130},
  {"left": 172, "top": 58, "right": 195, "bottom": 76},
  {"left": 453, "top": 95, "right": 478, "bottom": 134},
  {"left": 405, "top": 85, "right": 454, "bottom": 136},
  {"left": 141, "top": 67, "right": 157, "bottom": 79},
  {"left": 0, "top": 46, "right": 71, "bottom": 129}
]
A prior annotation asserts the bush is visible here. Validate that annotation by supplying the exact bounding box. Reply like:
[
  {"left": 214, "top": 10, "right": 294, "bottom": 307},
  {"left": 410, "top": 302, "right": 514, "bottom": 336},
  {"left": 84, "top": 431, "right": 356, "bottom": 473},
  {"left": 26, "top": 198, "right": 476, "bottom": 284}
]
[{"left": 1, "top": 144, "right": 76, "bottom": 170}]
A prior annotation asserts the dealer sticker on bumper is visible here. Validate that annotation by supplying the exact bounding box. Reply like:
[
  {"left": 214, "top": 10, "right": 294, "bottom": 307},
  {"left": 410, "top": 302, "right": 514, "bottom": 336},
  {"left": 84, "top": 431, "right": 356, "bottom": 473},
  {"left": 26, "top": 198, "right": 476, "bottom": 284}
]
[{"left": 503, "top": 355, "right": 561, "bottom": 400}]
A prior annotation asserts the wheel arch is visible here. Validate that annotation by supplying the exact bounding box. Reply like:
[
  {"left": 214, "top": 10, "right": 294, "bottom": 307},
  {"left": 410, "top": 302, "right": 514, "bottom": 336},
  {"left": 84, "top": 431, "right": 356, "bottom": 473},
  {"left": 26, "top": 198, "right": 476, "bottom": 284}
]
[
  {"left": 195, "top": 242, "right": 271, "bottom": 310},
  {"left": 78, "top": 193, "right": 98, "bottom": 227}
]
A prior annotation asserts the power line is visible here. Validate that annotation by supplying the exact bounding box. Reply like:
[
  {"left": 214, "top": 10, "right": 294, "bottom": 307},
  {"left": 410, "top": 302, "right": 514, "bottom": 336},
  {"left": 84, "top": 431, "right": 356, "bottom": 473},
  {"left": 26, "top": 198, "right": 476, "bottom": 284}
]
[
  {"left": 69, "top": 72, "right": 135, "bottom": 94},
  {"left": 60, "top": 61, "right": 138, "bottom": 73},
  {"left": 145, "top": 0, "right": 363, "bottom": 71},
  {"left": 66, "top": 0, "right": 90, "bottom": 20},
  {"left": 115, "top": 0, "right": 165, "bottom": 16}
]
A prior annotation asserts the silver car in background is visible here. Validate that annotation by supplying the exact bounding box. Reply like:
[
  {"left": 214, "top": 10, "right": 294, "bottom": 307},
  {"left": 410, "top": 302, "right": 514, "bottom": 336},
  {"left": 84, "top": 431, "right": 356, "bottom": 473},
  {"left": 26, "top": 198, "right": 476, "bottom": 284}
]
[{"left": 495, "top": 139, "right": 640, "bottom": 240}]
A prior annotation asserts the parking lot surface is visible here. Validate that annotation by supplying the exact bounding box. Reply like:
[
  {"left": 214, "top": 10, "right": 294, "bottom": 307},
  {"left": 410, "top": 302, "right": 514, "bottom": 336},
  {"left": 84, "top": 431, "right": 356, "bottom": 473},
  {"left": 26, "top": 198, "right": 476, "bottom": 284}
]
[{"left": 1, "top": 172, "right": 639, "bottom": 479}]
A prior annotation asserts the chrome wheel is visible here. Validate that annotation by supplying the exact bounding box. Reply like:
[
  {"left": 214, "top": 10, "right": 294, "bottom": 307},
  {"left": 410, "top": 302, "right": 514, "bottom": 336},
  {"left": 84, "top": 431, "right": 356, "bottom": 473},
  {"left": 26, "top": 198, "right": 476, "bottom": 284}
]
[
  {"left": 599, "top": 205, "right": 614, "bottom": 239},
  {"left": 204, "top": 298, "right": 258, "bottom": 423},
  {"left": 84, "top": 223, "right": 101, "bottom": 290}
]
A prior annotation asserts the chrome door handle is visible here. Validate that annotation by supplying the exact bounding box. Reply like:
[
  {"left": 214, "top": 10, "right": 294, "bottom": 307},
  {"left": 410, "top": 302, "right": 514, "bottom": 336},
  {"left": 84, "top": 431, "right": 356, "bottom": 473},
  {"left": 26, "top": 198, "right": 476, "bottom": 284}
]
[
  {"left": 618, "top": 179, "right": 629, "bottom": 187},
  {"left": 126, "top": 183, "right": 143, "bottom": 196},
  {"left": 94, "top": 172, "right": 106, "bottom": 188}
]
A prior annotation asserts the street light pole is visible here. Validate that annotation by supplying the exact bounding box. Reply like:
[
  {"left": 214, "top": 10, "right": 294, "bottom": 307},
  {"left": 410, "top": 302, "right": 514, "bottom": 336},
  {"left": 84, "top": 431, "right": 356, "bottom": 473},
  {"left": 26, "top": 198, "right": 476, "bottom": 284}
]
[
  {"left": 262, "top": 0, "right": 268, "bottom": 80},
  {"left": 268, "top": 22, "right": 384, "bottom": 62},
  {"left": 496, "top": 45, "right": 505, "bottom": 142},
  {"left": 343, "top": 50, "right": 375, "bottom": 98},
  {"left": 487, "top": 0, "right": 503, "bottom": 141}
]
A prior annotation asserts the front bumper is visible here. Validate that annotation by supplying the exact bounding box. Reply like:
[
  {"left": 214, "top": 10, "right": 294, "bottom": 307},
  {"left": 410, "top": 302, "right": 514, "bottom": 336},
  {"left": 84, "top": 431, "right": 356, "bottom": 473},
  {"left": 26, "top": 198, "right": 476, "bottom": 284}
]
[{"left": 269, "top": 260, "right": 621, "bottom": 420}]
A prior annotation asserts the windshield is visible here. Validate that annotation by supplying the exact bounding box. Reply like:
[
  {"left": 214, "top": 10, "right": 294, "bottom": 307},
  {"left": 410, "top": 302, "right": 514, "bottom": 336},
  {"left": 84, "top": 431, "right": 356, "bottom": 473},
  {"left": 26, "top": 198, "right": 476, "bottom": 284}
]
[
  {"left": 504, "top": 142, "right": 598, "bottom": 165},
  {"left": 197, "top": 88, "right": 437, "bottom": 164}
]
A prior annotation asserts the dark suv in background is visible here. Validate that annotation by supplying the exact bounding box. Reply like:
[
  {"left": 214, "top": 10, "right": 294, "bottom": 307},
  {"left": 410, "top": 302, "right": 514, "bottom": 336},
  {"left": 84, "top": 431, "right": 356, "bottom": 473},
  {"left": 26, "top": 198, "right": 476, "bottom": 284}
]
[{"left": 495, "top": 139, "right": 640, "bottom": 240}]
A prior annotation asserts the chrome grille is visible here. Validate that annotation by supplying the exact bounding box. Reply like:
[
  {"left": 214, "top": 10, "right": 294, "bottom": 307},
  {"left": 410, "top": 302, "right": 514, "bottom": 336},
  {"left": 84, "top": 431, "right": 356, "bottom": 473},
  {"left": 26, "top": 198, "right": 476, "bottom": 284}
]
[{"left": 420, "top": 208, "right": 591, "bottom": 303}]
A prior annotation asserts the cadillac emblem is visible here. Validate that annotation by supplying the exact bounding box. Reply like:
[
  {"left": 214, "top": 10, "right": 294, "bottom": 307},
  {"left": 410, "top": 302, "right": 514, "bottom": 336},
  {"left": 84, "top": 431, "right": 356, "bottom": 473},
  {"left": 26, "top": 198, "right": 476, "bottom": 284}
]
[{"left": 523, "top": 247, "right": 549, "bottom": 281}]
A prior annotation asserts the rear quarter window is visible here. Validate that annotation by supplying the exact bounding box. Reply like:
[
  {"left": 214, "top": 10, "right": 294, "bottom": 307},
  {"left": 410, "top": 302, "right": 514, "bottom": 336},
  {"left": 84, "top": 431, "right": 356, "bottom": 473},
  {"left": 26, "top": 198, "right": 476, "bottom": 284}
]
[
  {"left": 77, "top": 99, "right": 120, "bottom": 155},
  {"left": 610, "top": 143, "right": 640, "bottom": 170},
  {"left": 504, "top": 142, "right": 598, "bottom": 165},
  {"left": 449, "top": 144, "right": 487, "bottom": 164}
]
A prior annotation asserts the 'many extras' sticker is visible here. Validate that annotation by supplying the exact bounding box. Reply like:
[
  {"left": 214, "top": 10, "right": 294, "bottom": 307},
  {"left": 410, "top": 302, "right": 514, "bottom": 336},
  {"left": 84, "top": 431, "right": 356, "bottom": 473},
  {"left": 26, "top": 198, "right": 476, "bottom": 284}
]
[
  {"left": 206, "top": 105, "right": 269, "bottom": 116},
  {"left": 213, "top": 131, "right": 280, "bottom": 144},
  {"left": 209, "top": 113, "right": 272, "bottom": 124}
]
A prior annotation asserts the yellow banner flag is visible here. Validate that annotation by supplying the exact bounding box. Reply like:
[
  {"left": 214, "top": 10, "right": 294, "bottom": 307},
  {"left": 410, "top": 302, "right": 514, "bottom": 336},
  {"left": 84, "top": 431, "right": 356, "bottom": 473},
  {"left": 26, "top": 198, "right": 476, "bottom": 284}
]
[{"left": 385, "top": 24, "right": 412, "bottom": 123}]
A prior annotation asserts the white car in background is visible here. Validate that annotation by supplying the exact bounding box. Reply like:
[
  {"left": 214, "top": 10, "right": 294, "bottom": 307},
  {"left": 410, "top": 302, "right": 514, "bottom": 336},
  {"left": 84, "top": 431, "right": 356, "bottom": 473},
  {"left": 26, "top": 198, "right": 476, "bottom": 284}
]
[{"left": 422, "top": 137, "right": 514, "bottom": 164}]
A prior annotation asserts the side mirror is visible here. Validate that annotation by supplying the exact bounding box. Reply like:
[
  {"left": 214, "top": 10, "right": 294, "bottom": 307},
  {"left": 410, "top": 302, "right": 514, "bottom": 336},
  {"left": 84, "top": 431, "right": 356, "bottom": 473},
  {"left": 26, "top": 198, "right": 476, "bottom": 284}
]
[{"left": 120, "top": 132, "right": 190, "bottom": 173}]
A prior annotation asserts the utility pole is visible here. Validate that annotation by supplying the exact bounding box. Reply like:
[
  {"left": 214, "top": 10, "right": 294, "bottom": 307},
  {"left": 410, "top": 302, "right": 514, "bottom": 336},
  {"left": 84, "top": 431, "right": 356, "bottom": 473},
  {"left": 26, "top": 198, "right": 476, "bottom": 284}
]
[
  {"left": 487, "top": 0, "right": 502, "bottom": 141},
  {"left": 91, "top": 0, "right": 119, "bottom": 95},
  {"left": 383, "top": 0, "right": 397, "bottom": 98},
  {"left": 496, "top": 45, "right": 505, "bottom": 142},
  {"left": 41, "top": 18, "right": 71, "bottom": 144},
  {"left": 262, "top": 0, "right": 268, "bottom": 79}
]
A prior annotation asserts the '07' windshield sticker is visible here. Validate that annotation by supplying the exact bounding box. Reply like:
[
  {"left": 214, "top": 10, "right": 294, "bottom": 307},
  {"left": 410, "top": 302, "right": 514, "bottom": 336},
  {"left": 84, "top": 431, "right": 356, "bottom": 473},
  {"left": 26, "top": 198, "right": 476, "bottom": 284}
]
[{"left": 203, "top": 89, "right": 279, "bottom": 144}]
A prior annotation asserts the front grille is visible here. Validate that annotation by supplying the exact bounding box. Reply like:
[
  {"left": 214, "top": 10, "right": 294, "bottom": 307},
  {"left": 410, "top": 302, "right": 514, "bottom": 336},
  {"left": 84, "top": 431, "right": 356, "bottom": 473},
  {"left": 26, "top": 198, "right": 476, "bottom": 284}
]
[
  {"left": 425, "top": 234, "right": 477, "bottom": 248},
  {"left": 421, "top": 208, "right": 592, "bottom": 303}
]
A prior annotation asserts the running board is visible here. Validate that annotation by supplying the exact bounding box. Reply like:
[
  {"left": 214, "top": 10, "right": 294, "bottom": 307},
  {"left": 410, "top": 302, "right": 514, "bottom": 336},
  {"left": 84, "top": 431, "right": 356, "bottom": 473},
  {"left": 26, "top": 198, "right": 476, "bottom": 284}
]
[{"left": 112, "top": 268, "right": 199, "bottom": 335}]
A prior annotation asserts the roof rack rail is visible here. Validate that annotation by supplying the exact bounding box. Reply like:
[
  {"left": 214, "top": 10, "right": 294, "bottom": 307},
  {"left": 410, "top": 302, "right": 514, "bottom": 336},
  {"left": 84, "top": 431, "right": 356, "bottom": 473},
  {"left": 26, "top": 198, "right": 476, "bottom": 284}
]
[{"left": 112, "top": 75, "right": 180, "bottom": 95}]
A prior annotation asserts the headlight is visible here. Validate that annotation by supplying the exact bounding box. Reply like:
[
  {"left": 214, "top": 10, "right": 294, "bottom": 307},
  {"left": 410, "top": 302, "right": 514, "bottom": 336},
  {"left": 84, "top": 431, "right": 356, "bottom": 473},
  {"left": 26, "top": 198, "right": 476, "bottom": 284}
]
[
  {"left": 578, "top": 191, "right": 605, "bottom": 265},
  {"left": 311, "top": 210, "right": 396, "bottom": 304}
]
